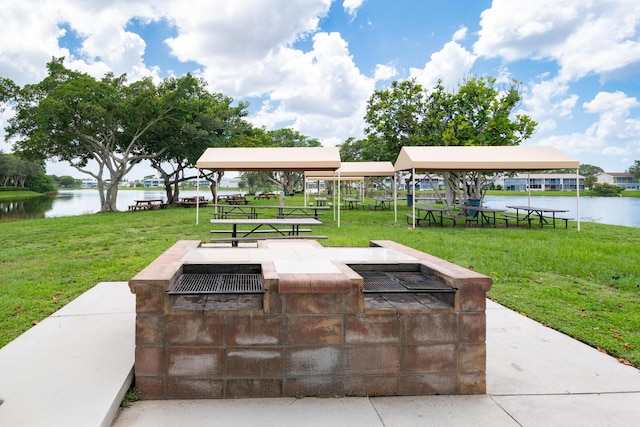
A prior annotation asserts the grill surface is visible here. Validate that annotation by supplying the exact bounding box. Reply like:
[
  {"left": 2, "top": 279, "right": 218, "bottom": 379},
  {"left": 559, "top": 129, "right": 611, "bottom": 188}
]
[
  {"left": 359, "top": 271, "right": 454, "bottom": 293},
  {"left": 169, "top": 273, "right": 264, "bottom": 294}
]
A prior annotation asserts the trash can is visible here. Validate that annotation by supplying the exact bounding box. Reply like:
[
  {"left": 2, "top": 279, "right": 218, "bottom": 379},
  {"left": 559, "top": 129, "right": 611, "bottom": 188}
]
[
  {"left": 407, "top": 194, "right": 413, "bottom": 207},
  {"left": 467, "top": 198, "right": 481, "bottom": 217}
]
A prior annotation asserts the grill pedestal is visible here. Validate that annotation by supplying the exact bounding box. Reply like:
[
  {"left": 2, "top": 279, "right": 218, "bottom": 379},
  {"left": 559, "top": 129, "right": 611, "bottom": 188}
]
[{"left": 129, "top": 239, "right": 492, "bottom": 399}]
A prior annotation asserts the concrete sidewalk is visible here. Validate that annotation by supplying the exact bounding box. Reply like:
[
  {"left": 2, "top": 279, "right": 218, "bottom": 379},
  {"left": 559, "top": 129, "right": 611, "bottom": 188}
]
[
  {"left": 0, "top": 282, "right": 135, "bottom": 427},
  {"left": 1, "top": 282, "right": 639, "bottom": 427},
  {"left": 114, "top": 300, "right": 640, "bottom": 427}
]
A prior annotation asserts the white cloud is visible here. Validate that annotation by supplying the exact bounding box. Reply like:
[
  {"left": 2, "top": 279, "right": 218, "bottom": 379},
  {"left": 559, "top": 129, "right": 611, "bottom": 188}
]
[
  {"left": 532, "top": 91, "right": 640, "bottom": 170},
  {"left": 373, "top": 63, "right": 397, "bottom": 81},
  {"left": 249, "top": 32, "right": 375, "bottom": 144},
  {"left": 583, "top": 91, "right": 640, "bottom": 141},
  {"left": 408, "top": 39, "right": 477, "bottom": 90},
  {"left": 452, "top": 26, "right": 467, "bottom": 42},
  {"left": 474, "top": 0, "right": 640, "bottom": 82},
  {"left": 343, "top": 0, "right": 365, "bottom": 18},
  {"left": 521, "top": 78, "right": 579, "bottom": 133}
]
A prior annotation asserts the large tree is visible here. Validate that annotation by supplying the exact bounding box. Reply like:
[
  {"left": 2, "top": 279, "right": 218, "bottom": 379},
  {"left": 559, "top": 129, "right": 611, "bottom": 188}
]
[
  {"left": 4, "top": 58, "right": 200, "bottom": 212},
  {"left": 141, "top": 75, "right": 251, "bottom": 204},
  {"left": 261, "top": 128, "right": 321, "bottom": 204},
  {"left": 365, "top": 76, "right": 537, "bottom": 210}
]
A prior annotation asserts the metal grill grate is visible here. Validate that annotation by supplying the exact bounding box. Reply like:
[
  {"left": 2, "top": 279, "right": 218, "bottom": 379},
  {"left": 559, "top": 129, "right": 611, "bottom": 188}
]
[
  {"left": 169, "top": 273, "right": 264, "bottom": 294},
  {"left": 360, "top": 271, "right": 454, "bottom": 293},
  {"left": 360, "top": 272, "right": 407, "bottom": 292},
  {"left": 389, "top": 272, "right": 452, "bottom": 291}
]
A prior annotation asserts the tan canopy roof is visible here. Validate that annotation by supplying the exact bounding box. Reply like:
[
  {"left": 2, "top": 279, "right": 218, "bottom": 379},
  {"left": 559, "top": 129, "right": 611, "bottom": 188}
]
[
  {"left": 305, "top": 161, "right": 395, "bottom": 179},
  {"left": 394, "top": 146, "right": 579, "bottom": 172},
  {"left": 196, "top": 147, "right": 341, "bottom": 171}
]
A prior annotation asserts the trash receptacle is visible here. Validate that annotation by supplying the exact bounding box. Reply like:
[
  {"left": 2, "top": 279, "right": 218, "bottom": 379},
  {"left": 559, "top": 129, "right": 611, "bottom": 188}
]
[
  {"left": 407, "top": 194, "right": 413, "bottom": 207},
  {"left": 467, "top": 198, "right": 481, "bottom": 217}
]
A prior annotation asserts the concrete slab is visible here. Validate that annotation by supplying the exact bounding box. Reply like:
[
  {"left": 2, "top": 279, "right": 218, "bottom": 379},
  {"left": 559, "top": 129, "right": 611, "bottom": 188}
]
[
  {"left": 113, "top": 397, "right": 385, "bottom": 427},
  {"left": 493, "top": 393, "right": 640, "bottom": 427},
  {"left": 0, "top": 282, "right": 135, "bottom": 427},
  {"left": 370, "top": 395, "right": 519, "bottom": 427},
  {"left": 486, "top": 300, "right": 640, "bottom": 395}
]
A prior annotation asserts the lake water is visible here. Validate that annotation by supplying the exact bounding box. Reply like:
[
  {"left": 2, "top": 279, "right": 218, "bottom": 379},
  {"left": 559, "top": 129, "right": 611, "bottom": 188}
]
[{"left": 1, "top": 190, "right": 639, "bottom": 227}]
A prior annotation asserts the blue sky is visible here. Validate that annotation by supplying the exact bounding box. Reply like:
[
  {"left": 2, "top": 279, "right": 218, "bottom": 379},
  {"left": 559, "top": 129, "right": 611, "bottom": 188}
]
[{"left": 1, "top": 0, "right": 639, "bottom": 179}]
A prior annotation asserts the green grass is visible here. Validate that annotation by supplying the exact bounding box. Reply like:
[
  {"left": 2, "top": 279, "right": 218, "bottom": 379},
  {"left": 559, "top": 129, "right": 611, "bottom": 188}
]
[
  {"left": 1, "top": 194, "right": 640, "bottom": 369},
  {"left": 0, "top": 190, "right": 44, "bottom": 200}
]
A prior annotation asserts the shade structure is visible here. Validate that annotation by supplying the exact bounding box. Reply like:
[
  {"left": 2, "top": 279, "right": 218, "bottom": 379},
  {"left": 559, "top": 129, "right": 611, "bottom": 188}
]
[
  {"left": 196, "top": 146, "right": 341, "bottom": 171},
  {"left": 393, "top": 145, "right": 581, "bottom": 230},
  {"left": 305, "top": 161, "right": 398, "bottom": 224},
  {"left": 306, "top": 161, "right": 396, "bottom": 178},
  {"left": 194, "top": 146, "right": 341, "bottom": 225},
  {"left": 394, "top": 145, "right": 579, "bottom": 172}
]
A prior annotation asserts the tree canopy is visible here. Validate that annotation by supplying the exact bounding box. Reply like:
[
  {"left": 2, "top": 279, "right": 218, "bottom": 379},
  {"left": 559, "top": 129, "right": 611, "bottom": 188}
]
[
  {"left": 363, "top": 76, "right": 538, "bottom": 208},
  {"left": 3, "top": 58, "right": 247, "bottom": 212},
  {"left": 629, "top": 160, "right": 640, "bottom": 182}
]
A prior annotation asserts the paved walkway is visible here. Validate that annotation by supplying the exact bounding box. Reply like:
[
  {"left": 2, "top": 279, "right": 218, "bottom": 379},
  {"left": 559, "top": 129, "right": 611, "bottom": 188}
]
[
  {"left": 0, "top": 282, "right": 135, "bottom": 427},
  {"left": 1, "top": 282, "right": 639, "bottom": 426}
]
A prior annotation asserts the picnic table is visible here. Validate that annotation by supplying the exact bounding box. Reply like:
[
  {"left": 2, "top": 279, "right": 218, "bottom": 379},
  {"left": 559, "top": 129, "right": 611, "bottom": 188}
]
[
  {"left": 209, "top": 218, "right": 323, "bottom": 247},
  {"left": 177, "top": 196, "right": 206, "bottom": 207},
  {"left": 209, "top": 204, "right": 258, "bottom": 219},
  {"left": 254, "top": 192, "right": 277, "bottom": 200},
  {"left": 506, "top": 205, "right": 570, "bottom": 228},
  {"left": 225, "top": 195, "right": 249, "bottom": 205},
  {"left": 409, "top": 206, "right": 446, "bottom": 226},
  {"left": 342, "top": 197, "right": 359, "bottom": 209},
  {"left": 258, "top": 205, "right": 330, "bottom": 219},
  {"left": 128, "top": 199, "right": 167, "bottom": 211},
  {"left": 314, "top": 197, "right": 328, "bottom": 206},
  {"left": 462, "top": 205, "right": 505, "bottom": 227},
  {"left": 373, "top": 197, "right": 393, "bottom": 210}
]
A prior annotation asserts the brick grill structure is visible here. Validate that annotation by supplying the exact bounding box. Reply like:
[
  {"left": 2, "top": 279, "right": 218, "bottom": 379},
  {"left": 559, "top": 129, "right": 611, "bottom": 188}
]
[{"left": 129, "top": 240, "right": 492, "bottom": 399}]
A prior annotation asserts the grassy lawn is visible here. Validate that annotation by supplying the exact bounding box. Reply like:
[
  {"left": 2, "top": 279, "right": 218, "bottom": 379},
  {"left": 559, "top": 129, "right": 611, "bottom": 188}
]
[{"left": 1, "top": 194, "right": 639, "bottom": 369}]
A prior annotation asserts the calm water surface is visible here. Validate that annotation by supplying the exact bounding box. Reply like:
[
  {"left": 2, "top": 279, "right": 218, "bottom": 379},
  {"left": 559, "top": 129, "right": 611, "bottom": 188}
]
[{"left": 1, "top": 190, "right": 639, "bottom": 227}]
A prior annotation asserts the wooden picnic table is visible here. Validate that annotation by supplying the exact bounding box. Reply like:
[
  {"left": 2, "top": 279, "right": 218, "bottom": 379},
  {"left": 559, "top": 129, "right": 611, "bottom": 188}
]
[
  {"left": 254, "top": 192, "right": 277, "bottom": 200},
  {"left": 209, "top": 218, "right": 322, "bottom": 247},
  {"left": 177, "top": 196, "right": 206, "bottom": 207},
  {"left": 224, "top": 194, "right": 249, "bottom": 205},
  {"left": 506, "top": 205, "right": 570, "bottom": 228},
  {"left": 128, "top": 199, "right": 167, "bottom": 211}
]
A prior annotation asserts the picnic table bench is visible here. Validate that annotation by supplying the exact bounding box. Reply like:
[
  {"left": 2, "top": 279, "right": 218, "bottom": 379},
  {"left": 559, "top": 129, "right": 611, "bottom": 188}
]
[
  {"left": 176, "top": 196, "right": 206, "bottom": 207},
  {"left": 225, "top": 195, "right": 250, "bottom": 205},
  {"left": 209, "top": 218, "right": 323, "bottom": 247},
  {"left": 254, "top": 192, "right": 277, "bottom": 200},
  {"left": 209, "top": 235, "right": 328, "bottom": 244},
  {"left": 128, "top": 199, "right": 167, "bottom": 211}
]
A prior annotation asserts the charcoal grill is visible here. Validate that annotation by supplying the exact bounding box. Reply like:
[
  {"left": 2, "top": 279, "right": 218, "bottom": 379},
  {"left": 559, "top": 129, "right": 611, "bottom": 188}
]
[
  {"left": 168, "top": 264, "right": 264, "bottom": 295},
  {"left": 350, "top": 263, "right": 455, "bottom": 294},
  {"left": 169, "top": 273, "right": 263, "bottom": 294},
  {"left": 130, "top": 240, "right": 492, "bottom": 399}
]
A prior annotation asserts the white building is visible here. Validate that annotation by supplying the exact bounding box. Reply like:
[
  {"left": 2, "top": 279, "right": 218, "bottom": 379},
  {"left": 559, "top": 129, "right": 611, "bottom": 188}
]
[
  {"left": 597, "top": 172, "right": 639, "bottom": 190},
  {"left": 498, "top": 173, "right": 584, "bottom": 191}
]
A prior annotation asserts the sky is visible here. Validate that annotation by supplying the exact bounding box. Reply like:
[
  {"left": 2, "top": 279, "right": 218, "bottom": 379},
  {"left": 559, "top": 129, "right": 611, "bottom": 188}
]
[{"left": 1, "top": 0, "right": 639, "bottom": 180}]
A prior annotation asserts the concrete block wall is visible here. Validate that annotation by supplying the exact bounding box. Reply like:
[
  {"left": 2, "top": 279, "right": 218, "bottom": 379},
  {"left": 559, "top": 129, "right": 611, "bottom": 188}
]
[{"left": 129, "top": 240, "right": 492, "bottom": 399}]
